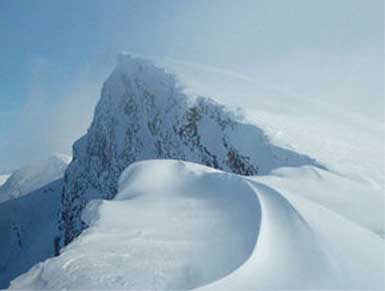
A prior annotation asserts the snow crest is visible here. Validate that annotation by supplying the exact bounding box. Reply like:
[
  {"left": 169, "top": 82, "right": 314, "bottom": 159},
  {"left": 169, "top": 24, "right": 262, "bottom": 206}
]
[
  {"left": 9, "top": 160, "right": 384, "bottom": 290},
  {"left": 59, "top": 54, "right": 322, "bottom": 245}
]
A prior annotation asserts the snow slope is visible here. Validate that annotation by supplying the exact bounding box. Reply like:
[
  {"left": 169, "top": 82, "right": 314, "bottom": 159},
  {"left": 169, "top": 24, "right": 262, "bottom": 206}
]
[
  {"left": 0, "top": 155, "right": 70, "bottom": 203},
  {"left": 245, "top": 109, "right": 385, "bottom": 190},
  {"left": 0, "top": 179, "right": 64, "bottom": 289},
  {"left": 0, "top": 175, "right": 10, "bottom": 187},
  {"left": 5, "top": 55, "right": 383, "bottom": 290},
  {"left": 201, "top": 167, "right": 384, "bottom": 290},
  {"left": 0, "top": 155, "right": 70, "bottom": 288},
  {"left": 9, "top": 160, "right": 384, "bottom": 290},
  {"left": 59, "top": 53, "right": 322, "bottom": 246}
]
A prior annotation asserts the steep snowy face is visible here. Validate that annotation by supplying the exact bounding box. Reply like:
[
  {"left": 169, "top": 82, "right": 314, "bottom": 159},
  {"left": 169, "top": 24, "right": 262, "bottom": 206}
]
[
  {"left": 60, "top": 53, "right": 321, "bottom": 245},
  {"left": 0, "top": 155, "right": 70, "bottom": 203},
  {"left": 0, "top": 179, "right": 64, "bottom": 289}
]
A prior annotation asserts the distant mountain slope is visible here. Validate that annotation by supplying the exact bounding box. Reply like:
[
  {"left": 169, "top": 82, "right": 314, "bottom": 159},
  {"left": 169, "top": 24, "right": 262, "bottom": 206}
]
[
  {"left": 0, "top": 179, "right": 64, "bottom": 289},
  {"left": 59, "top": 53, "right": 323, "bottom": 246},
  {"left": 0, "top": 155, "right": 70, "bottom": 203},
  {"left": 0, "top": 174, "right": 10, "bottom": 187},
  {"left": 9, "top": 160, "right": 384, "bottom": 290}
]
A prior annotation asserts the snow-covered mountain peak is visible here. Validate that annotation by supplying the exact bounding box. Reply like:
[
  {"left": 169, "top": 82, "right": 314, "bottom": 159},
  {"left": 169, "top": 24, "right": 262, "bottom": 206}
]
[
  {"left": 2, "top": 55, "right": 383, "bottom": 290},
  {"left": 116, "top": 52, "right": 153, "bottom": 71},
  {"left": 60, "top": 56, "right": 323, "bottom": 245},
  {"left": 109, "top": 53, "right": 178, "bottom": 98}
]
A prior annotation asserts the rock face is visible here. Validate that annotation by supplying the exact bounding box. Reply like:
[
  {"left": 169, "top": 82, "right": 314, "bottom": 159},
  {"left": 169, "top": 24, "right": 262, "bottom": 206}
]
[{"left": 60, "top": 53, "right": 321, "bottom": 245}]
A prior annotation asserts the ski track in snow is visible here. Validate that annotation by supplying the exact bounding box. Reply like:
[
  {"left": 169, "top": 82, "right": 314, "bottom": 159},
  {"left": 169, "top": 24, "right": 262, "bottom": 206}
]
[{"left": 8, "top": 160, "right": 384, "bottom": 290}]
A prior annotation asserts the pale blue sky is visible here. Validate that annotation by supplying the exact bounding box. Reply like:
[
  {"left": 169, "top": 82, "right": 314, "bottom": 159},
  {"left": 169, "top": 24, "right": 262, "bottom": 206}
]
[{"left": 0, "top": 0, "right": 383, "bottom": 170}]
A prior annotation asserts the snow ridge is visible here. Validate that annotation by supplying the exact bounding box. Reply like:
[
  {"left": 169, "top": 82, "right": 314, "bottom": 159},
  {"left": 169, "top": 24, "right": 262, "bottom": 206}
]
[
  {"left": 59, "top": 54, "right": 322, "bottom": 246},
  {"left": 9, "top": 160, "right": 384, "bottom": 290}
]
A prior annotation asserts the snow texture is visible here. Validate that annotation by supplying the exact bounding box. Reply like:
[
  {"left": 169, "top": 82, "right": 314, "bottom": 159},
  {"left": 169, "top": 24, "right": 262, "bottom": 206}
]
[
  {"left": 4, "top": 54, "right": 383, "bottom": 290},
  {"left": 9, "top": 160, "right": 384, "bottom": 290},
  {"left": 59, "top": 53, "right": 322, "bottom": 246}
]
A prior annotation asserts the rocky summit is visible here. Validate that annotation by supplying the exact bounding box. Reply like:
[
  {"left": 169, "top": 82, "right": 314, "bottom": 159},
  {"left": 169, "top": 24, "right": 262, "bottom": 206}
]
[{"left": 59, "top": 53, "right": 321, "bottom": 246}]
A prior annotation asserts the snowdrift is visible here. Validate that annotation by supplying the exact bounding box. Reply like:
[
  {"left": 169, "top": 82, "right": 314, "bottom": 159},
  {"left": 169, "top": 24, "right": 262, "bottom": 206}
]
[
  {"left": 9, "top": 160, "right": 384, "bottom": 290},
  {"left": 60, "top": 54, "right": 323, "bottom": 246}
]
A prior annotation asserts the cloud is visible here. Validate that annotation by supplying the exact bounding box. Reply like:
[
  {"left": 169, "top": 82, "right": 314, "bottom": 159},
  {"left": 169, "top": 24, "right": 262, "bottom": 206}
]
[{"left": 1, "top": 57, "right": 106, "bottom": 170}]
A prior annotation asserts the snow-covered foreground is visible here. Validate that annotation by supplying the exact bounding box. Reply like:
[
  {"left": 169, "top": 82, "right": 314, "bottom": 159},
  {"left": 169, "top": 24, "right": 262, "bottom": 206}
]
[
  {"left": 9, "top": 160, "right": 384, "bottom": 290},
  {"left": 202, "top": 166, "right": 384, "bottom": 290}
]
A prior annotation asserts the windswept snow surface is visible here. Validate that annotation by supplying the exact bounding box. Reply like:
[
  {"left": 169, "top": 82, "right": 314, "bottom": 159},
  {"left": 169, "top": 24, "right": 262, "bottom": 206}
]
[
  {"left": 59, "top": 53, "right": 321, "bottom": 246},
  {"left": 156, "top": 56, "right": 384, "bottom": 187},
  {"left": 200, "top": 167, "right": 384, "bottom": 290},
  {"left": 245, "top": 109, "right": 385, "bottom": 191},
  {"left": 5, "top": 56, "right": 384, "bottom": 290},
  {"left": 9, "top": 160, "right": 384, "bottom": 290},
  {"left": 9, "top": 160, "right": 260, "bottom": 290}
]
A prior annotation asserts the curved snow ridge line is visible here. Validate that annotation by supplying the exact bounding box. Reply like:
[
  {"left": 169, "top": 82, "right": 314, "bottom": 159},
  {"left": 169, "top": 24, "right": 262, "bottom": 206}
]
[
  {"left": 7, "top": 161, "right": 384, "bottom": 290},
  {"left": 197, "top": 180, "right": 340, "bottom": 291},
  {"left": 257, "top": 166, "right": 385, "bottom": 240},
  {"left": 290, "top": 189, "right": 385, "bottom": 241},
  {"left": 61, "top": 53, "right": 327, "bottom": 247},
  {"left": 8, "top": 160, "right": 262, "bottom": 290}
]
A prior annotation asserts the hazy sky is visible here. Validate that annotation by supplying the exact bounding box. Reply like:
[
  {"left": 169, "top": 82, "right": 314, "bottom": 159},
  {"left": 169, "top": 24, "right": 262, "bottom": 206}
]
[{"left": 0, "top": 0, "right": 383, "bottom": 171}]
